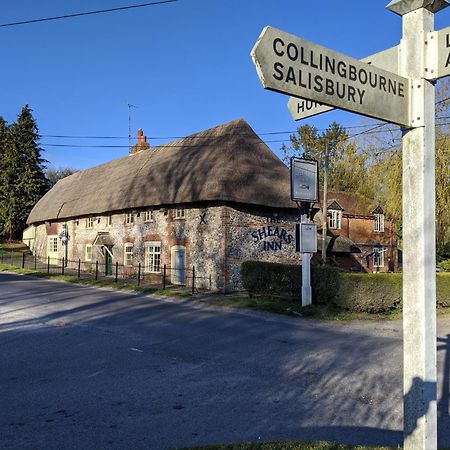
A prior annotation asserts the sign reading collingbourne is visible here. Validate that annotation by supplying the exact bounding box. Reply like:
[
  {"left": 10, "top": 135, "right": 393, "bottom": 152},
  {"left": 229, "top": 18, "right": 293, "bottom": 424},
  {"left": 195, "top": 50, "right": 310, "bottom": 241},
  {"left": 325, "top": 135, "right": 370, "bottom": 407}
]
[
  {"left": 251, "top": 26, "right": 410, "bottom": 127},
  {"left": 288, "top": 45, "right": 400, "bottom": 121}
]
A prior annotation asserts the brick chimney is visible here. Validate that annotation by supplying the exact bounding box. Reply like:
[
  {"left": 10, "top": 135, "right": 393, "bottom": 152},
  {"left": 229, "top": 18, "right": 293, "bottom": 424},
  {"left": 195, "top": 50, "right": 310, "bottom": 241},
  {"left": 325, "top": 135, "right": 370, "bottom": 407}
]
[{"left": 130, "top": 128, "right": 150, "bottom": 155}]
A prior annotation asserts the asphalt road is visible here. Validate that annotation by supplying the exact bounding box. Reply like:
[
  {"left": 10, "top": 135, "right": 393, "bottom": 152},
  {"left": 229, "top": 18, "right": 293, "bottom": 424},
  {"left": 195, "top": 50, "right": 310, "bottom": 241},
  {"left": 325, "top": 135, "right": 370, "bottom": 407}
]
[{"left": 1, "top": 272, "right": 449, "bottom": 450}]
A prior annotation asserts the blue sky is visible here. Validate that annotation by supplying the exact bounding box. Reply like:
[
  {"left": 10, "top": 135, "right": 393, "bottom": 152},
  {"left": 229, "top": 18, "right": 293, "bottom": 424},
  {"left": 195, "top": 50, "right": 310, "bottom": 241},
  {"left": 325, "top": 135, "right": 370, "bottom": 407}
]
[{"left": 2, "top": 0, "right": 449, "bottom": 170}]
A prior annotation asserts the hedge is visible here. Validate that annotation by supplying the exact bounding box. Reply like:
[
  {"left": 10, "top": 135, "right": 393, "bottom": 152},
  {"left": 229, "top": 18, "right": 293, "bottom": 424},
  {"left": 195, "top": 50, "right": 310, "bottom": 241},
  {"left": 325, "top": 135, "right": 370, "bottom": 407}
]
[{"left": 241, "top": 261, "right": 450, "bottom": 314}]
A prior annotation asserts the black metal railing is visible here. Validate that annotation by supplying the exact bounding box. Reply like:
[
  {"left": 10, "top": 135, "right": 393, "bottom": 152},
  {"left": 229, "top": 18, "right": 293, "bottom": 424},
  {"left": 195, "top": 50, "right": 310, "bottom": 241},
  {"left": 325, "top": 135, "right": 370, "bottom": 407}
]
[{"left": 1, "top": 252, "right": 213, "bottom": 293}]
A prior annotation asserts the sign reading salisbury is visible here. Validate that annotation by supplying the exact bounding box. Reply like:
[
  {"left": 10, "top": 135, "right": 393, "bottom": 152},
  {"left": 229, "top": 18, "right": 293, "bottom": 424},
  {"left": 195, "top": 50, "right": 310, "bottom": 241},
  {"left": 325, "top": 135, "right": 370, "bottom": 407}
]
[
  {"left": 251, "top": 26, "right": 410, "bottom": 126},
  {"left": 288, "top": 45, "right": 400, "bottom": 121}
]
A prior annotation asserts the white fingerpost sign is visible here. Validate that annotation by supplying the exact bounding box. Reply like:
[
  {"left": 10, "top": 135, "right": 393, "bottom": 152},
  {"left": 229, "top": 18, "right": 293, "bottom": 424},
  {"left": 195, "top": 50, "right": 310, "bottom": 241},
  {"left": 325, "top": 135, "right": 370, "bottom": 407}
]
[
  {"left": 251, "top": 26, "right": 411, "bottom": 126},
  {"left": 251, "top": 1, "right": 449, "bottom": 448}
]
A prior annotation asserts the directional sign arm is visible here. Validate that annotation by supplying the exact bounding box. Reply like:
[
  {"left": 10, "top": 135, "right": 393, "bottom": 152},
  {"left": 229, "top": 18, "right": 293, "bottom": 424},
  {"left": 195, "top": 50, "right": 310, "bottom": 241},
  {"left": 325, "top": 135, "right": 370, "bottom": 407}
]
[
  {"left": 252, "top": 26, "right": 411, "bottom": 126},
  {"left": 288, "top": 45, "right": 400, "bottom": 121}
]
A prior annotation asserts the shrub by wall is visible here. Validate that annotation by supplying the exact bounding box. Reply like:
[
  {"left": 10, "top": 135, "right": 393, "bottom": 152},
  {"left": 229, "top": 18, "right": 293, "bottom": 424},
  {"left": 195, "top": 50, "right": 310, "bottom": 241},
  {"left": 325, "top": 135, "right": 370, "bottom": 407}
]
[
  {"left": 241, "top": 261, "right": 450, "bottom": 313},
  {"left": 241, "top": 260, "right": 300, "bottom": 298}
]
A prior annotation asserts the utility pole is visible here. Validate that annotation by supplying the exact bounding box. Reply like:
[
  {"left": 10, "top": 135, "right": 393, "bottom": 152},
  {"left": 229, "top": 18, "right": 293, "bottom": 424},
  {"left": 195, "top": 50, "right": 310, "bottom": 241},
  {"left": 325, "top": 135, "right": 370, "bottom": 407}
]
[{"left": 321, "top": 142, "right": 329, "bottom": 263}]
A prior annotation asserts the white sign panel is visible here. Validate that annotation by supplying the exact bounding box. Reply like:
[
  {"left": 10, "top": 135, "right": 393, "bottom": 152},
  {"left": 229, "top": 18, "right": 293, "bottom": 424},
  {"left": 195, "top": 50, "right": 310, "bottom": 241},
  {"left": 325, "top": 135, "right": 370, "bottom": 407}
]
[
  {"left": 437, "top": 26, "right": 450, "bottom": 79},
  {"left": 251, "top": 26, "right": 410, "bottom": 126},
  {"left": 290, "top": 158, "right": 318, "bottom": 202},
  {"left": 288, "top": 45, "right": 399, "bottom": 121},
  {"left": 299, "top": 223, "right": 317, "bottom": 253}
]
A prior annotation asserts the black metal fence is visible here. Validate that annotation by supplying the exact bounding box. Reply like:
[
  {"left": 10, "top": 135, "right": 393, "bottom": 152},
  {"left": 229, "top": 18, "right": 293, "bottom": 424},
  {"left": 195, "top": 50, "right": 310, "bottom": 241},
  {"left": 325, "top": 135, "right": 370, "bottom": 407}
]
[{"left": 0, "top": 252, "right": 212, "bottom": 293}]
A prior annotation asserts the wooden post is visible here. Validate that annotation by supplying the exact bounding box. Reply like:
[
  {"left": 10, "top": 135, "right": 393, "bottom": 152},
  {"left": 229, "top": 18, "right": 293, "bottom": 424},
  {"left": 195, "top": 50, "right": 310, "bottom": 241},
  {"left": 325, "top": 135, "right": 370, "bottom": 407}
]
[
  {"left": 115, "top": 261, "right": 118, "bottom": 283},
  {"left": 192, "top": 265, "right": 195, "bottom": 295},
  {"left": 137, "top": 262, "right": 141, "bottom": 287},
  {"left": 95, "top": 261, "right": 98, "bottom": 280},
  {"left": 22, "top": 253, "right": 25, "bottom": 269},
  {"left": 163, "top": 264, "right": 167, "bottom": 290},
  {"left": 77, "top": 259, "right": 81, "bottom": 278},
  {"left": 47, "top": 256, "right": 50, "bottom": 273},
  {"left": 34, "top": 254, "right": 37, "bottom": 270},
  {"left": 62, "top": 257, "right": 65, "bottom": 275}
]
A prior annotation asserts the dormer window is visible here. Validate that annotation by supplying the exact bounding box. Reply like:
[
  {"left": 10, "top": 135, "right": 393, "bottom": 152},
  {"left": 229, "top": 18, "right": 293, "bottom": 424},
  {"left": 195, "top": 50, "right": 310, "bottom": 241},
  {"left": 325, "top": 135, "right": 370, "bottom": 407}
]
[
  {"left": 144, "top": 209, "right": 153, "bottom": 222},
  {"left": 328, "top": 201, "right": 343, "bottom": 230},
  {"left": 373, "top": 206, "right": 385, "bottom": 232},
  {"left": 174, "top": 207, "right": 185, "bottom": 219},
  {"left": 329, "top": 210, "right": 342, "bottom": 229},
  {"left": 126, "top": 212, "right": 134, "bottom": 224}
]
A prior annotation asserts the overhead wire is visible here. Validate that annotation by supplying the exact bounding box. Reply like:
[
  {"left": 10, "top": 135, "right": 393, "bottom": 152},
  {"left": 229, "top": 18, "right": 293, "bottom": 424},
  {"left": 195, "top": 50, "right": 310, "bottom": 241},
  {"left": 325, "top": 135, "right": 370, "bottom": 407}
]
[
  {"left": 0, "top": 0, "right": 178, "bottom": 28},
  {"left": 39, "top": 122, "right": 450, "bottom": 149}
]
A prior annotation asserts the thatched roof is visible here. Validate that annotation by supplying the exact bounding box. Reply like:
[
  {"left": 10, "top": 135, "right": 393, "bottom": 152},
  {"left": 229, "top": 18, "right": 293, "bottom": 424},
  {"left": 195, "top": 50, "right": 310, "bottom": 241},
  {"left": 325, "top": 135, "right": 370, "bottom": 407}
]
[{"left": 28, "top": 119, "right": 298, "bottom": 224}]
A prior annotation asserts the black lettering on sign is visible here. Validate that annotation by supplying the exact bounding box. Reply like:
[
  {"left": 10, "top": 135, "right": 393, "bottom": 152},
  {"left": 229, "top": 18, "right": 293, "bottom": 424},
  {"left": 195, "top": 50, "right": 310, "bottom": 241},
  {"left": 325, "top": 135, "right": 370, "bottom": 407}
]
[
  {"left": 273, "top": 38, "right": 285, "bottom": 57},
  {"left": 273, "top": 62, "right": 284, "bottom": 81}
]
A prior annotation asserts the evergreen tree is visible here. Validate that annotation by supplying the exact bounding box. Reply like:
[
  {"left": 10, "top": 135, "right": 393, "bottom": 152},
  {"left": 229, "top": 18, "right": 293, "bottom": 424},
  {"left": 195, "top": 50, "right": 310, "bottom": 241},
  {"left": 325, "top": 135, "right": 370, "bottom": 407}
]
[{"left": 0, "top": 105, "right": 47, "bottom": 240}]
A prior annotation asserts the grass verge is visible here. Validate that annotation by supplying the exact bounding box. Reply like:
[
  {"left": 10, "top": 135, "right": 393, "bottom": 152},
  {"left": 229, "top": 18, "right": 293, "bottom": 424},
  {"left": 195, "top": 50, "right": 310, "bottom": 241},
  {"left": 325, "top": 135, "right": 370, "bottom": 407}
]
[
  {"left": 179, "top": 441, "right": 394, "bottom": 450},
  {"left": 205, "top": 293, "right": 450, "bottom": 321},
  {"left": 0, "top": 264, "right": 193, "bottom": 298}
]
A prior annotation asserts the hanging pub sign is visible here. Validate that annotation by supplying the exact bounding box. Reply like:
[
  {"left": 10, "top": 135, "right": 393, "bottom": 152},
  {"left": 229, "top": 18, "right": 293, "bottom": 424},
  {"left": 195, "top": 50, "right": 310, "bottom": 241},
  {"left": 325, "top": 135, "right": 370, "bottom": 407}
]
[{"left": 290, "top": 157, "right": 318, "bottom": 202}]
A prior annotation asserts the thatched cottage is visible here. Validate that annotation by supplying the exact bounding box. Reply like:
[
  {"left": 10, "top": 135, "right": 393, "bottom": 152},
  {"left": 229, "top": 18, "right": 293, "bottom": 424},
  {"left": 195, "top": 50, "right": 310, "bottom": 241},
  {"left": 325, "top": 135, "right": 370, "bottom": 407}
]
[{"left": 25, "top": 119, "right": 397, "bottom": 291}]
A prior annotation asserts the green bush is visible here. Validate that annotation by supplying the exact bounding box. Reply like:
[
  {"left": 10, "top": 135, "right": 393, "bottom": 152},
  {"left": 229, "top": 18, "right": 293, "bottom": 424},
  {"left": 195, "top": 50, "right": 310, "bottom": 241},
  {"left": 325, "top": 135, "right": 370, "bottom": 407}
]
[
  {"left": 241, "top": 261, "right": 300, "bottom": 298},
  {"left": 241, "top": 261, "right": 450, "bottom": 314},
  {"left": 438, "top": 273, "right": 450, "bottom": 307},
  {"left": 438, "top": 259, "right": 450, "bottom": 272}
]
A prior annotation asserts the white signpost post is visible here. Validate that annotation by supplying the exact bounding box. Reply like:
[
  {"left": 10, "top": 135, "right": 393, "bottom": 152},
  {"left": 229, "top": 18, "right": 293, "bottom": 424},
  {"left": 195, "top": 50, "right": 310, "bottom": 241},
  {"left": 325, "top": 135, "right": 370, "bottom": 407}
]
[
  {"left": 290, "top": 158, "right": 318, "bottom": 307},
  {"left": 251, "top": 1, "right": 449, "bottom": 449}
]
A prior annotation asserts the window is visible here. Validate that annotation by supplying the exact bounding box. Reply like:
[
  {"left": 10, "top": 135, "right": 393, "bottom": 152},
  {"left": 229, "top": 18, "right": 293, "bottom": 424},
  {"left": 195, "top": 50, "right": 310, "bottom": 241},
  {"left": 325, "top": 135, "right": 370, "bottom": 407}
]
[
  {"left": 329, "top": 210, "right": 341, "bottom": 229},
  {"left": 85, "top": 244, "right": 93, "bottom": 261},
  {"left": 86, "top": 217, "right": 93, "bottom": 229},
  {"left": 48, "top": 236, "right": 58, "bottom": 253},
  {"left": 107, "top": 215, "right": 112, "bottom": 226},
  {"left": 126, "top": 213, "right": 134, "bottom": 224},
  {"left": 144, "top": 241, "right": 161, "bottom": 273},
  {"left": 374, "top": 214, "right": 385, "bottom": 232},
  {"left": 174, "top": 207, "right": 185, "bottom": 219},
  {"left": 144, "top": 209, "right": 153, "bottom": 222},
  {"left": 374, "top": 247, "right": 384, "bottom": 267},
  {"left": 124, "top": 243, "right": 133, "bottom": 266}
]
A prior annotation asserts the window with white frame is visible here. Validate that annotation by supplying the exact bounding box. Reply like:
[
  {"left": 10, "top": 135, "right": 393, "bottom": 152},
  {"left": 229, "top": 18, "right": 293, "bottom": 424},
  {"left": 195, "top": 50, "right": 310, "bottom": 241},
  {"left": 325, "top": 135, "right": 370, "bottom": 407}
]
[
  {"left": 144, "top": 241, "right": 161, "bottom": 273},
  {"left": 126, "top": 213, "right": 134, "bottom": 224},
  {"left": 124, "top": 243, "right": 133, "bottom": 266},
  {"left": 48, "top": 236, "right": 58, "bottom": 253},
  {"left": 174, "top": 207, "right": 185, "bottom": 219},
  {"left": 329, "top": 210, "right": 342, "bottom": 229},
  {"left": 107, "top": 215, "right": 112, "bottom": 226},
  {"left": 144, "top": 209, "right": 153, "bottom": 222},
  {"left": 374, "top": 214, "right": 385, "bottom": 232},
  {"left": 85, "top": 244, "right": 93, "bottom": 261},
  {"left": 373, "top": 247, "right": 384, "bottom": 267},
  {"left": 85, "top": 217, "right": 93, "bottom": 228}
]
